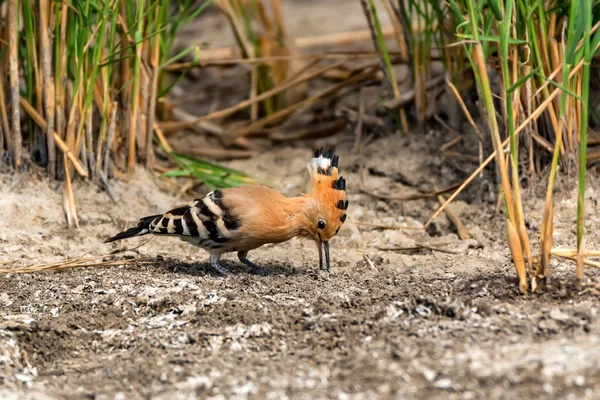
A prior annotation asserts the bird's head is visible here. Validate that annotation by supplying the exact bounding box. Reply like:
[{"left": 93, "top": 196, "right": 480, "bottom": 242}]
[{"left": 299, "top": 148, "right": 347, "bottom": 271}]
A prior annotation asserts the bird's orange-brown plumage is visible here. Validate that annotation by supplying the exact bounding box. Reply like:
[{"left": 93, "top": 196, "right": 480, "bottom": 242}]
[{"left": 105, "top": 148, "right": 347, "bottom": 274}]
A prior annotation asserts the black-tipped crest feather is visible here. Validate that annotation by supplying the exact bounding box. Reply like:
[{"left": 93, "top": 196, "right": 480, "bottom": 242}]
[
  {"left": 332, "top": 176, "right": 345, "bottom": 190},
  {"left": 337, "top": 200, "right": 348, "bottom": 210}
]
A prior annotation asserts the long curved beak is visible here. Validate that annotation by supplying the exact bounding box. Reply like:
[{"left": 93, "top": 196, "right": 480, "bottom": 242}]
[{"left": 317, "top": 239, "right": 330, "bottom": 272}]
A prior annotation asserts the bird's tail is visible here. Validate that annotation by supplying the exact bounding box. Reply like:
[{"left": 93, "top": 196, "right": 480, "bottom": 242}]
[{"left": 104, "top": 214, "right": 161, "bottom": 243}]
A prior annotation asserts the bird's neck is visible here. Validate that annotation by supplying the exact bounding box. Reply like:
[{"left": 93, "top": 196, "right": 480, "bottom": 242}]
[{"left": 284, "top": 195, "right": 315, "bottom": 239}]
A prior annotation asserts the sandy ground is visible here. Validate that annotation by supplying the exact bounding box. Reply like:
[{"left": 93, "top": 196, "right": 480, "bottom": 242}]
[{"left": 3, "top": 135, "right": 600, "bottom": 399}]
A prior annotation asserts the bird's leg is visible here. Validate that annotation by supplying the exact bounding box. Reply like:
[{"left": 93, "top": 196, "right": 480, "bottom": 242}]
[
  {"left": 209, "top": 250, "right": 229, "bottom": 276},
  {"left": 317, "top": 240, "right": 324, "bottom": 270},
  {"left": 238, "top": 251, "right": 260, "bottom": 273}
]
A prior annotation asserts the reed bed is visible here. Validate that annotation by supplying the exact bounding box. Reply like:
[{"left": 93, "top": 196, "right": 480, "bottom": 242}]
[
  {"left": 0, "top": 0, "right": 255, "bottom": 228},
  {"left": 1, "top": 0, "right": 599, "bottom": 291}
]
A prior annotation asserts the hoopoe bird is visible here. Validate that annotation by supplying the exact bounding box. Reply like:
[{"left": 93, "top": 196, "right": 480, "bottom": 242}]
[{"left": 104, "top": 149, "right": 348, "bottom": 275}]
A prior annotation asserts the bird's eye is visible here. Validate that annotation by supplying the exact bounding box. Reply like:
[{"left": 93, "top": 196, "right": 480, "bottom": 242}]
[{"left": 317, "top": 220, "right": 326, "bottom": 230}]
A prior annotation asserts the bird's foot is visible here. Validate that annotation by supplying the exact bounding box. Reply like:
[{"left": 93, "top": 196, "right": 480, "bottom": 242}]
[{"left": 211, "top": 262, "right": 230, "bottom": 276}]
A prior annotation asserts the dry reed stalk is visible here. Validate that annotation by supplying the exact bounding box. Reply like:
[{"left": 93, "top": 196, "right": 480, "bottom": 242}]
[
  {"left": 437, "top": 192, "right": 470, "bottom": 240},
  {"left": 506, "top": 218, "right": 527, "bottom": 292},
  {"left": 85, "top": 109, "right": 95, "bottom": 177},
  {"left": 0, "top": 71, "right": 10, "bottom": 153},
  {"left": 352, "top": 221, "right": 422, "bottom": 230},
  {"left": 378, "top": 243, "right": 462, "bottom": 255},
  {"left": 79, "top": 134, "right": 89, "bottom": 176},
  {"left": 39, "top": 0, "right": 56, "bottom": 178},
  {"left": 552, "top": 248, "right": 600, "bottom": 258},
  {"left": 145, "top": 4, "right": 161, "bottom": 168},
  {"left": 440, "top": 134, "right": 462, "bottom": 151},
  {"left": 250, "top": 66, "right": 259, "bottom": 121},
  {"left": 117, "top": 12, "right": 132, "bottom": 176},
  {"left": 216, "top": 0, "right": 254, "bottom": 58},
  {"left": 383, "top": 0, "right": 409, "bottom": 60},
  {"left": 63, "top": 153, "right": 79, "bottom": 228},
  {"left": 160, "top": 59, "right": 348, "bottom": 133},
  {"left": 445, "top": 77, "right": 484, "bottom": 165},
  {"left": 471, "top": 45, "right": 518, "bottom": 226},
  {"left": 557, "top": 255, "right": 600, "bottom": 269},
  {"left": 225, "top": 67, "right": 377, "bottom": 143},
  {"left": 8, "top": 0, "right": 21, "bottom": 168},
  {"left": 528, "top": 130, "right": 554, "bottom": 152},
  {"left": 152, "top": 123, "right": 173, "bottom": 154},
  {"left": 139, "top": 57, "right": 150, "bottom": 158},
  {"left": 414, "top": 42, "right": 426, "bottom": 128},
  {"left": 103, "top": 102, "right": 118, "bottom": 179},
  {"left": 270, "top": 0, "right": 285, "bottom": 37},
  {"left": 55, "top": 1, "right": 68, "bottom": 144},
  {"left": 0, "top": 251, "right": 153, "bottom": 274},
  {"left": 521, "top": 75, "right": 536, "bottom": 176},
  {"left": 127, "top": 0, "right": 146, "bottom": 175},
  {"left": 64, "top": 67, "right": 80, "bottom": 159},
  {"left": 511, "top": 152, "right": 533, "bottom": 274}
]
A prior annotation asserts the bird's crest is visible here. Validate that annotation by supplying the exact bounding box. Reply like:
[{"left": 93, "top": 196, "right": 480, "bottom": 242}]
[{"left": 307, "top": 147, "right": 348, "bottom": 225}]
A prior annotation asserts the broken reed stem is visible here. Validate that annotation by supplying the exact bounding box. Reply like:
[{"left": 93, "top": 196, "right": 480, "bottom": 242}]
[
  {"left": 153, "top": 123, "right": 173, "bottom": 154},
  {"left": 437, "top": 192, "right": 470, "bottom": 240}
]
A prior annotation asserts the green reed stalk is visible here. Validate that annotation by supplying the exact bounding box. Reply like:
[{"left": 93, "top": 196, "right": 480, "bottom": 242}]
[{"left": 577, "top": 0, "right": 593, "bottom": 278}]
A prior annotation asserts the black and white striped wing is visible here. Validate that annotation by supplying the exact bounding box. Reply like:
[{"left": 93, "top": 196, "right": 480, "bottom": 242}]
[{"left": 148, "top": 190, "right": 240, "bottom": 248}]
